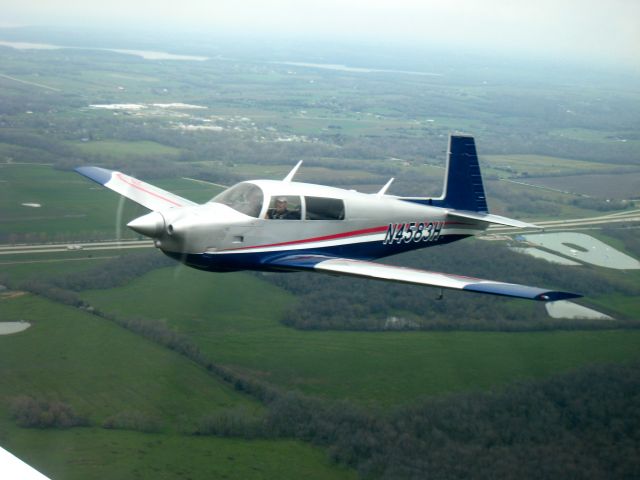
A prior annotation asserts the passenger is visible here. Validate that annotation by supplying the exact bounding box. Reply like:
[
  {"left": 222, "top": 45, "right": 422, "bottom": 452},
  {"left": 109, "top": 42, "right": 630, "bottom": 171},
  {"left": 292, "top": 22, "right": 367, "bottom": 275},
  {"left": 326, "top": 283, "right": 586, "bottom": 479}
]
[{"left": 266, "top": 197, "right": 299, "bottom": 219}]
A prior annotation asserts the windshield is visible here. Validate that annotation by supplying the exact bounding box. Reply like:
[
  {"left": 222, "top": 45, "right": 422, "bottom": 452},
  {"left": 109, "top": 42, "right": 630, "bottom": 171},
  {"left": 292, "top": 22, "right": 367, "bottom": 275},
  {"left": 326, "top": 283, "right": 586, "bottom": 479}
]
[{"left": 210, "top": 183, "right": 264, "bottom": 217}]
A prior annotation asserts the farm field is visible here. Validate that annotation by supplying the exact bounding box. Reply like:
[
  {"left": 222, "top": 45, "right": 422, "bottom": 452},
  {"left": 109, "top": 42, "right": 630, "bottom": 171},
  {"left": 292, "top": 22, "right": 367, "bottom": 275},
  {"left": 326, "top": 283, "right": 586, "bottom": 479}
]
[
  {"left": 82, "top": 266, "right": 640, "bottom": 406},
  {"left": 0, "top": 294, "right": 261, "bottom": 427},
  {"left": 523, "top": 172, "right": 640, "bottom": 199},
  {"left": 481, "top": 154, "right": 630, "bottom": 177},
  {"left": 0, "top": 294, "right": 357, "bottom": 479},
  {"left": 1, "top": 25, "right": 639, "bottom": 479},
  {"left": 0, "top": 253, "right": 115, "bottom": 282},
  {"left": 70, "top": 140, "right": 181, "bottom": 159},
  {"left": 1, "top": 420, "right": 353, "bottom": 480},
  {"left": 0, "top": 164, "right": 215, "bottom": 242}
]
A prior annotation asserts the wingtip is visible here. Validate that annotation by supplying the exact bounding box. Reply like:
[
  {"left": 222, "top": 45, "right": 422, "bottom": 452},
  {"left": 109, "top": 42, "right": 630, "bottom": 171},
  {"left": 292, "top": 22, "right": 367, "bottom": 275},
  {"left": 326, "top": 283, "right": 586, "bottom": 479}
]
[
  {"left": 535, "top": 291, "right": 583, "bottom": 302},
  {"left": 464, "top": 282, "right": 583, "bottom": 302},
  {"left": 75, "top": 166, "right": 114, "bottom": 185}
]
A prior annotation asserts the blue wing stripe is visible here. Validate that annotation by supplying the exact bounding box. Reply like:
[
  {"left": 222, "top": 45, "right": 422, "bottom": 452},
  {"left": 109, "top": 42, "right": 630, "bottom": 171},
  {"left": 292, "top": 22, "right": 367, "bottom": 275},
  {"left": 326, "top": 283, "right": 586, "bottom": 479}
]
[
  {"left": 75, "top": 166, "right": 114, "bottom": 185},
  {"left": 463, "top": 283, "right": 582, "bottom": 301}
]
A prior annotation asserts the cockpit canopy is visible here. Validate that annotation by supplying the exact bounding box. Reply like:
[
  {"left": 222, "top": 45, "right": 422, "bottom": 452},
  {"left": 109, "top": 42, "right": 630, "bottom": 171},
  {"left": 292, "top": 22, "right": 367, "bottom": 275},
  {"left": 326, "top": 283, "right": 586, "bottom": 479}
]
[
  {"left": 210, "top": 182, "right": 264, "bottom": 217},
  {"left": 210, "top": 182, "right": 347, "bottom": 220}
]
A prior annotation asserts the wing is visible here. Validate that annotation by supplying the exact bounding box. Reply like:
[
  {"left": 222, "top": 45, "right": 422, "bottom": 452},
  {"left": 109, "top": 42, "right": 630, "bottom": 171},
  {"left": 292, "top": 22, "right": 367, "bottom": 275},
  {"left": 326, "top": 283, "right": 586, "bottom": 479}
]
[
  {"left": 268, "top": 255, "right": 581, "bottom": 302},
  {"left": 1, "top": 445, "right": 52, "bottom": 480},
  {"left": 76, "top": 166, "right": 196, "bottom": 211}
]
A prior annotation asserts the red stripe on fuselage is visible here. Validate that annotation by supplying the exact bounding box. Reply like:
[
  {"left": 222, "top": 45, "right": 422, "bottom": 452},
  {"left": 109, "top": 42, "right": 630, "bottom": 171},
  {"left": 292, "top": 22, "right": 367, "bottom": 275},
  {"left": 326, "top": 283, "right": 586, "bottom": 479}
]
[
  {"left": 115, "top": 173, "right": 183, "bottom": 207},
  {"left": 220, "top": 220, "right": 477, "bottom": 253},
  {"left": 223, "top": 225, "right": 389, "bottom": 252}
]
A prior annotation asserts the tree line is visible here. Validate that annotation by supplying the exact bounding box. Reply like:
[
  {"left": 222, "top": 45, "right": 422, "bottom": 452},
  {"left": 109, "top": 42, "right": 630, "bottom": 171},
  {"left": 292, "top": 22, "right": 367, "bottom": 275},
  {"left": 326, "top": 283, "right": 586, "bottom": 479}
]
[
  {"left": 7, "top": 253, "right": 640, "bottom": 478},
  {"left": 261, "top": 239, "right": 639, "bottom": 331}
]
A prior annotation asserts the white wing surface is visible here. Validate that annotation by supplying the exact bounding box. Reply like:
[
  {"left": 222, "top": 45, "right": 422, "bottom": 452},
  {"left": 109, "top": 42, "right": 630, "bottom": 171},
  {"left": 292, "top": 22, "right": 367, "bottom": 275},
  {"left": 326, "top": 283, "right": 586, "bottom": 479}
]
[
  {"left": 1, "top": 445, "right": 52, "bottom": 480},
  {"left": 76, "top": 166, "right": 196, "bottom": 211},
  {"left": 269, "top": 255, "right": 581, "bottom": 301}
]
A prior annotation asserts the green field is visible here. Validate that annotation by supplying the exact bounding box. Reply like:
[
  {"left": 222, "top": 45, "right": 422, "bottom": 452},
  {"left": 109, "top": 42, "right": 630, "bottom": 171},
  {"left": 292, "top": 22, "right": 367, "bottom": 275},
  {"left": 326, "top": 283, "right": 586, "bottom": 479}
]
[
  {"left": 0, "top": 294, "right": 260, "bottom": 427},
  {"left": 550, "top": 127, "right": 640, "bottom": 147},
  {"left": 523, "top": 172, "right": 640, "bottom": 199},
  {"left": 482, "top": 154, "right": 623, "bottom": 177},
  {"left": 0, "top": 294, "right": 357, "bottom": 479},
  {"left": 70, "top": 140, "right": 181, "bottom": 159},
  {"left": 0, "top": 253, "right": 115, "bottom": 282},
  {"left": 0, "top": 165, "right": 215, "bottom": 242},
  {"left": 1, "top": 420, "right": 354, "bottom": 480},
  {"left": 589, "top": 293, "right": 640, "bottom": 318},
  {"left": 230, "top": 163, "right": 385, "bottom": 185},
  {"left": 484, "top": 178, "right": 614, "bottom": 220},
  {"left": 82, "top": 266, "right": 640, "bottom": 406}
]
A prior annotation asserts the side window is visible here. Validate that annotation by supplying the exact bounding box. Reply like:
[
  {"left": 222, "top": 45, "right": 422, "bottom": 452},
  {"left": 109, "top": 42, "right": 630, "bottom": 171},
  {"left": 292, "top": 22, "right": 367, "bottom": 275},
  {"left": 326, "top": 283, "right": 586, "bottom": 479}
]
[
  {"left": 265, "top": 195, "right": 301, "bottom": 220},
  {"left": 305, "top": 196, "right": 345, "bottom": 220}
]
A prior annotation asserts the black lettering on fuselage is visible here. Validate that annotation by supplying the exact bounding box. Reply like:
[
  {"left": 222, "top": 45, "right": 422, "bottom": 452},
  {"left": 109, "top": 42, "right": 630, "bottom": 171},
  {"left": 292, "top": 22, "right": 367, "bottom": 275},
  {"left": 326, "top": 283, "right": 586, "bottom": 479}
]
[
  {"left": 393, "top": 223, "right": 406, "bottom": 244},
  {"left": 384, "top": 223, "right": 398, "bottom": 244},
  {"left": 383, "top": 220, "right": 444, "bottom": 245}
]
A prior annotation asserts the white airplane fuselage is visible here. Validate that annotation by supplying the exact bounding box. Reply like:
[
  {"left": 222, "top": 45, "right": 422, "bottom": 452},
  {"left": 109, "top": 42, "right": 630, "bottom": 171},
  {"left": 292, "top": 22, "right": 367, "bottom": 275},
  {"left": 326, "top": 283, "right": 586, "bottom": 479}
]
[
  {"left": 77, "top": 134, "right": 581, "bottom": 301},
  {"left": 132, "top": 179, "right": 484, "bottom": 272}
]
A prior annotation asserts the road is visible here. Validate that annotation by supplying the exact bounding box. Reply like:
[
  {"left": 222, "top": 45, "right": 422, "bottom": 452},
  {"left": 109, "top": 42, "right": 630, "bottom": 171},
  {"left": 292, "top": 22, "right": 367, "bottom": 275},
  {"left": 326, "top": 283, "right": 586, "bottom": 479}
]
[
  {"left": 1, "top": 209, "right": 638, "bottom": 259},
  {"left": 489, "top": 209, "right": 640, "bottom": 233},
  {"left": 0, "top": 239, "right": 153, "bottom": 256}
]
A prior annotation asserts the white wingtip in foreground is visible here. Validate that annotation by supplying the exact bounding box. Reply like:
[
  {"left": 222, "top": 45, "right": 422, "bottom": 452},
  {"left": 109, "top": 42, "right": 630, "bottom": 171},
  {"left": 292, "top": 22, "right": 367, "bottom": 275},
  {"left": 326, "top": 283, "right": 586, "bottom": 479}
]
[
  {"left": 76, "top": 134, "right": 581, "bottom": 302},
  {"left": 1, "top": 446, "right": 52, "bottom": 480}
]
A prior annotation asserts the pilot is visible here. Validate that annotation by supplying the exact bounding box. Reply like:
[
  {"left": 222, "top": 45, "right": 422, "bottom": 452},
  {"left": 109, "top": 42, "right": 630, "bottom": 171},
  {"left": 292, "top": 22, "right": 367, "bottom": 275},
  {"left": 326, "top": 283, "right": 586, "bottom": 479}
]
[{"left": 267, "top": 197, "right": 298, "bottom": 219}]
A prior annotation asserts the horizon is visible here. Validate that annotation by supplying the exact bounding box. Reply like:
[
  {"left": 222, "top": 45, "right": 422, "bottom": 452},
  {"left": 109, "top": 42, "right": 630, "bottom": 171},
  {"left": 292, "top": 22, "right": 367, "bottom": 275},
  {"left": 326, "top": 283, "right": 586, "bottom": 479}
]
[{"left": 1, "top": 0, "right": 639, "bottom": 73}]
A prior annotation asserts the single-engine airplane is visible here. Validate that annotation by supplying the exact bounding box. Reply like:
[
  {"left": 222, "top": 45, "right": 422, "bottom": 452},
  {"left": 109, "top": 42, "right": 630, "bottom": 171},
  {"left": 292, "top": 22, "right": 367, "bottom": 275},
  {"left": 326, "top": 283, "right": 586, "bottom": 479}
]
[{"left": 76, "top": 134, "right": 580, "bottom": 301}]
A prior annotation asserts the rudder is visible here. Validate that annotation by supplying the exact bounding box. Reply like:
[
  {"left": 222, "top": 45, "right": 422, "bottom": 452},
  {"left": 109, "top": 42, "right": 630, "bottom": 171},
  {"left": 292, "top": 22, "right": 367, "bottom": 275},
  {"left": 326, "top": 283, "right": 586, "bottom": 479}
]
[{"left": 433, "top": 135, "right": 488, "bottom": 213}]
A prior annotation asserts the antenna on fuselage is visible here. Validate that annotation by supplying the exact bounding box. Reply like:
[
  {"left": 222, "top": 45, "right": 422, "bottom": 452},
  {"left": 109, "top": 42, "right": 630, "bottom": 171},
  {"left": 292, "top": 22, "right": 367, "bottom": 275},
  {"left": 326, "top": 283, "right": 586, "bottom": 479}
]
[
  {"left": 283, "top": 160, "right": 303, "bottom": 182},
  {"left": 376, "top": 177, "right": 394, "bottom": 196}
]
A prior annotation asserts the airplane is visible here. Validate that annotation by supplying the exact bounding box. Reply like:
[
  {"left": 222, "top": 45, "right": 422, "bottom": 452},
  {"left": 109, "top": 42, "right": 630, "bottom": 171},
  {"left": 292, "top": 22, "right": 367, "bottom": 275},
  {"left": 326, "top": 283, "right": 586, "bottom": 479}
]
[{"left": 76, "top": 134, "right": 580, "bottom": 302}]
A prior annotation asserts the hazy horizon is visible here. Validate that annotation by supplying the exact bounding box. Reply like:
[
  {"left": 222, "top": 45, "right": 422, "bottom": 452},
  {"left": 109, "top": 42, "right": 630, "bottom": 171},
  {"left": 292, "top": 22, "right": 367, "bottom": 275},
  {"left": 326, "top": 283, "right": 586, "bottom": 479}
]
[{"left": 1, "top": 0, "right": 639, "bottom": 72}]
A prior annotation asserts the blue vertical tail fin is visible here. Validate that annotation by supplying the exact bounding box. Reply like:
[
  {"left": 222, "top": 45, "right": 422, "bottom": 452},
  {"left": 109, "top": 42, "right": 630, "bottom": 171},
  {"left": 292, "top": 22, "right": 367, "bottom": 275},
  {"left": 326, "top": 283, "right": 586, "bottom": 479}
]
[
  {"left": 402, "top": 134, "right": 488, "bottom": 213},
  {"left": 401, "top": 135, "right": 542, "bottom": 229},
  {"left": 435, "top": 134, "right": 488, "bottom": 213}
]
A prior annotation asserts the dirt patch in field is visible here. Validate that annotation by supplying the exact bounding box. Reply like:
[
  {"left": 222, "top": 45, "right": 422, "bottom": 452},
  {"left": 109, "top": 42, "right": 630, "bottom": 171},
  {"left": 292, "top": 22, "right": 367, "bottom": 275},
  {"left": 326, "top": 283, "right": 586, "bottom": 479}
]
[{"left": 0, "top": 322, "right": 31, "bottom": 335}]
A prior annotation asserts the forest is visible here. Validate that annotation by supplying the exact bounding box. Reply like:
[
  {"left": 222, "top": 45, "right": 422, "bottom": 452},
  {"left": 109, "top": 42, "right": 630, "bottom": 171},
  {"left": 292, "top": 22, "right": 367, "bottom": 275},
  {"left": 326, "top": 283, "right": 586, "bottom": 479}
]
[{"left": 263, "top": 240, "right": 640, "bottom": 329}]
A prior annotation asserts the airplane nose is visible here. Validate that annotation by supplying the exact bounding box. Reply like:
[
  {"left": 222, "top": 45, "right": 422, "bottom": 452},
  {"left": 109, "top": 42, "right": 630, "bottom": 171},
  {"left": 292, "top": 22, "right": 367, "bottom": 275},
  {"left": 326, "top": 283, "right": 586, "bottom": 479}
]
[{"left": 127, "top": 211, "right": 165, "bottom": 238}]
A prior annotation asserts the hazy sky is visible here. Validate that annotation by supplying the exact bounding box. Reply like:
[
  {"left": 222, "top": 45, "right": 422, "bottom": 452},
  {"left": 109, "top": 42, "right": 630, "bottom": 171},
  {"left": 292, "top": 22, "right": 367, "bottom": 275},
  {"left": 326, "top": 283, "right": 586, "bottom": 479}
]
[{"left": 2, "top": 0, "right": 639, "bottom": 69}]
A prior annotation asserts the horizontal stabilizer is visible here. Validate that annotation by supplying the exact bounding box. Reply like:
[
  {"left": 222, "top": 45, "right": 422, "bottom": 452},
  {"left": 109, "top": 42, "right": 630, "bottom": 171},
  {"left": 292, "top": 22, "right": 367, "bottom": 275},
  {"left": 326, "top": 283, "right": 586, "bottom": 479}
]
[
  {"left": 448, "top": 210, "right": 540, "bottom": 229},
  {"left": 269, "top": 255, "right": 580, "bottom": 302},
  {"left": 76, "top": 166, "right": 196, "bottom": 211}
]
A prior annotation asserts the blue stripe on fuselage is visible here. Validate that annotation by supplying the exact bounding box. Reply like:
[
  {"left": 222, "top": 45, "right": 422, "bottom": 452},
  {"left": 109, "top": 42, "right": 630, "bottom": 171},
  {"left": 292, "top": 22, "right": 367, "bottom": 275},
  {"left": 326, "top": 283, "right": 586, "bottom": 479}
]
[{"left": 162, "top": 234, "right": 471, "bottom": 272}]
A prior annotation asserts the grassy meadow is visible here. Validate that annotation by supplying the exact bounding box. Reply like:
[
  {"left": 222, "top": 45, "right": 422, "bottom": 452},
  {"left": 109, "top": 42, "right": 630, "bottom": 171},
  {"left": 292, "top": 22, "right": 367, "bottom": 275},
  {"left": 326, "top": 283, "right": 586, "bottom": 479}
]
[
  {"left": 0, "top": 293, "right": 357, "bottom": 480},
  {"left": 81, "top": 266, "right": 640, "bottom": 406},
  {"left": 0, "top": 294, "right": 261, "bottom": 428},
  {"left": 0, "top": 420, "right": 355, "bottom": 480},
  {"left": 0, "top": 164, "right": 217, "bottom": 242}
]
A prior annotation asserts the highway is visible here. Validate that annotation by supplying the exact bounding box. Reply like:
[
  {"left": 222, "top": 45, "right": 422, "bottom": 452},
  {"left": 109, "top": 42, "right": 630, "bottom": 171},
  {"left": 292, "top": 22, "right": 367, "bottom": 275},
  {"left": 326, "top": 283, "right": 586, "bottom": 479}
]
[
  {"left": 1, "top": 210, "right": 638, "bottom": 259},
  {"left": 489, "top": 209, "right": 640, "bottom": 233},
  {"left": 0, "top": 239, "right": 153, "bottom": 256}
]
